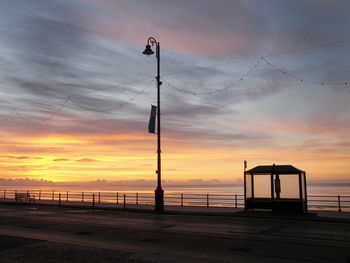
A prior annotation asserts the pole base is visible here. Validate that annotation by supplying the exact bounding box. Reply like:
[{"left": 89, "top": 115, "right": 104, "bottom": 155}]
[{"left": 155, "top": 187, "right": 164, "bottom": 212}]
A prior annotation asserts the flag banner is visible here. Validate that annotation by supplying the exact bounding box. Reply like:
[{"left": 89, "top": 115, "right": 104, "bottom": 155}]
[{"left": 148, "top": 105, "right": 157, "bottom": 133}]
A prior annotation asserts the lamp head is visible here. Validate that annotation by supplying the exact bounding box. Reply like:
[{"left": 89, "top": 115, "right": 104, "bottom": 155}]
[{"left": 143, "top": 44, "right": 154, "bottom": 56}]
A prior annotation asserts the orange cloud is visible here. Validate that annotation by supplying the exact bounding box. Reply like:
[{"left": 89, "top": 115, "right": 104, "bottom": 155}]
[{"left": 76, "top": 158, "right": 98, "bottom": 162}]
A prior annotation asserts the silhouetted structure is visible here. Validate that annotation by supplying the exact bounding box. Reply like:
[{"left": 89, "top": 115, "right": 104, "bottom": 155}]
[
  {"left": 244, "top": 164, "right": 307, "bottom": 213},
  {"left": 143, "top": 37, "right": 164, "bottom": 212}
]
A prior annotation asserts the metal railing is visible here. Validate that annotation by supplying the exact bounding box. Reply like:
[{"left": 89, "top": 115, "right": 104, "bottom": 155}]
[
  {"left": 1, "top": 189, "right": 349, "bottom": 212},
  {"left": 165, "top": 193, "right": 243, "bottom": 208},
  {"left": 0, "top": 189, "right": 244, "bottom": 209},
  {"left": 308, "top": 194, "right": 350, "bottom": 212}
]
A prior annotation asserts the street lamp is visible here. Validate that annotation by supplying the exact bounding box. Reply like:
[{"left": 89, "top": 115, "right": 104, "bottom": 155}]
[{"left": 143, "top": 37, "right": 164, "bottom": 212}]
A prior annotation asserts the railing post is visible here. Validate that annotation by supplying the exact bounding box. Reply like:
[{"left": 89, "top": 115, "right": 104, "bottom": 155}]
[
  {"left": 136, "top": 192, "right": 138, "bottom": 206},
  {"left": 39, "top": 190, "right": 41, "bottom": 200},
  {"left": 123, "top": 194, "right": 126, "bottom": 210},
  {"left": 52, "top": 190, "right": 54, "bottom": 201},
  {"left": 116, "top": 192, "right": 119, "bottom": 204},
  {"left": 66, "top": 191, "right": 69, "bottom": 202},
  {"left": 82, "top": 192, "right": 84, "bottom": 202},
  {"left": 181, "top": 193, "right": 183, "bottom": 207},
  {"left": 98, "top": 192, "right": 100, "bottom": 203},
  {"left": 235, "top": 194, "right": 238, "bottom": 208},
  {"left": 207, "top": 194, "right": 209, "bottom": 208},
  {"left": 59, "top": 193, "right": 61, "bottom": 206},
  {"left": 3, "top": 190, "right": 6, "bottom": 199},
  {"left": 338, "top": 195, "right": 341, "bottom": 212},
  {"left": 93, "top": 194, "right": 95, "bottom": 208}
]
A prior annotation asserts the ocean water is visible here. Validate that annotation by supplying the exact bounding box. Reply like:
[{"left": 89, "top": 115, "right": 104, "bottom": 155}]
[{"left": 1, "top": 183, "right": 349, "bottom": 196}]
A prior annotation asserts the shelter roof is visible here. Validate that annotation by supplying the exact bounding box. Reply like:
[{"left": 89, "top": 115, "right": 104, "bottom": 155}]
[{"left": 246, "top": 165, "right": 304, "bottom": 174}]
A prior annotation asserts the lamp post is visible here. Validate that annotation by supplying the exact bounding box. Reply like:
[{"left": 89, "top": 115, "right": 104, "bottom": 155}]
[{"left": 143, "top": 37, "right": 164, "bottom": 212}]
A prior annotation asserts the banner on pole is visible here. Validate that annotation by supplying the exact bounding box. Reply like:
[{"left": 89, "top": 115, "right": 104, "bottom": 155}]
[{"left": 148, "top": 105, "right": 157, "bottom": 133}]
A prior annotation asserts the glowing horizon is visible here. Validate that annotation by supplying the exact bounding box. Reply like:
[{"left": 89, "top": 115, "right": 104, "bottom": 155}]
[{"left": 1, "top": 130, "right": 349, "bottom": 183}]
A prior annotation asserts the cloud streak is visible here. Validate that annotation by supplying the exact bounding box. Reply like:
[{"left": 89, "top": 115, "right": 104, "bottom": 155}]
[
  {"left": 0, "top": 155, "right": 43, "bottom": 160},
  {"left": 76, "top": 158, "right": 99, "bottom": 163}
]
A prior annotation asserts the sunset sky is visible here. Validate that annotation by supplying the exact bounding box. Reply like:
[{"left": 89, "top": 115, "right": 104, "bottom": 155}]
[{"left": 0, "top": 0, "right": 349, "bottom": 185}]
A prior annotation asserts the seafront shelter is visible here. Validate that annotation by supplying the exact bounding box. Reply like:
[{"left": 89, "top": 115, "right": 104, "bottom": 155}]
[{"left": 244, "top": 164, "right": 307, "bottom": 213}]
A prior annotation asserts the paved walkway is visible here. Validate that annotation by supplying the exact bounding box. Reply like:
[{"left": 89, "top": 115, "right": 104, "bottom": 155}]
[
  {"left": 1, "top": 198, "right": 350, "bottom": 222},
  {"left": 0, "top": 203, "right": 349, "bottom": 262}
]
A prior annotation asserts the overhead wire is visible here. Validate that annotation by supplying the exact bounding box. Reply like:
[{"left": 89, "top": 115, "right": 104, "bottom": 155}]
[
  {"left": 163, "top": 57, "right": 263, "bottom": 96},
  {"left": 129, "top": 79, "right": 155, "bottom": 101},
  {"left": 162, "top": 38, "right": 350, "bottom": 78},
  {"left": 262, "top": 57, "right": 348, "bottom": 86},
  {"left": 204, "top": 57, "right": 263, "bottom": 95},
  {"left": 41, "top": 96, "right": 71, "bottom": 122},
  {"left": 264, "top": 38, "right": 350, "bottom": 58},
  {"left": 2, "top": 79, "right": 155, "bottom": 124},
  {"left": 2, "top": 38, "right": 350, "bottom": 126},
  {"left": 0, "top": 108, "right": 15, "bottom": 127},
  {"left": 10, "top": 99, "right": 71, "bottom": 124},
  {"left": 68, "top": 79, "right": 155, "bottom": 113},
  {"left": 13, "top": 108, "right": 32, "bottom": 123},
  {"left": 164, "top": 55, "right": 349, "bottom": 97}
]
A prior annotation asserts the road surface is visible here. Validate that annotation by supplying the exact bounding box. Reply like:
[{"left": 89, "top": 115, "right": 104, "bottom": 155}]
[{"left": 0, "top": 204, "right": 349, "bottom": 262}]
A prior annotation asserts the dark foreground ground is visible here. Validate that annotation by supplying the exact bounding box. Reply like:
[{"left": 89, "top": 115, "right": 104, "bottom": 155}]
[{"left": 0, "top": 204, "right": 349, "bottom": 263}]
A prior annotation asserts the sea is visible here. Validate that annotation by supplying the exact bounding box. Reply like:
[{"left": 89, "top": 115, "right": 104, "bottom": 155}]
[{"left": 1, "top": 183, "right": 349, "bottom": 195}]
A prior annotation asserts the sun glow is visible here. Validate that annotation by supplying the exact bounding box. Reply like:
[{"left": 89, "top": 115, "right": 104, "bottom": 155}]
[{"left": 1, "top": 128, "right": 348, "bottom": 184}]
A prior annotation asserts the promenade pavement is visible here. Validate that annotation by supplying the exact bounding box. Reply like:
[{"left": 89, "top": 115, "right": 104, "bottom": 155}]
[
  {"left": 1, "top": 197, "right": 350, "bottom": 221},
  {"left": 0, "top": 202, "right": 349, "bottom": 262}
]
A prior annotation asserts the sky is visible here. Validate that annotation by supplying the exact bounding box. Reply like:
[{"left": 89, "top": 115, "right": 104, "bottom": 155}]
[{"left": 0, "top": 0, "right": 350, "bottom": 185}]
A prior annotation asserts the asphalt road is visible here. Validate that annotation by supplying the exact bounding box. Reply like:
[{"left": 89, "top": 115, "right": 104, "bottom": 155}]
[{"left": 0, "top": 204, "right": 349, "bottom": 262}]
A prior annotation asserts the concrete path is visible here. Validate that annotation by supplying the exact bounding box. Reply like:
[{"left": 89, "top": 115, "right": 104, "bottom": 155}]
[
  {"left": 0, "top": 203, "right": 349, "bottom": 262},
  {"left": 2, "top": 198, "right": 350, "bottom": 221}
]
